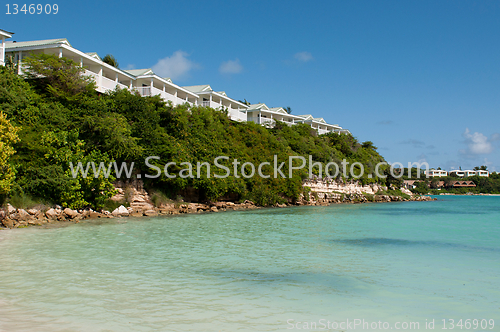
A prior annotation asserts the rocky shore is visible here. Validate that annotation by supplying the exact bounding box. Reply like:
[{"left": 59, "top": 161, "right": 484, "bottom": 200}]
[{"left": 0, "top": 180, "right": 436, "bottom": 229}]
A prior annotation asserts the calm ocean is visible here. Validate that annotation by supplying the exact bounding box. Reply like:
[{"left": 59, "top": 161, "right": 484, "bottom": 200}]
[{"left": 0, "top": 196, "right": 498, "bottom": 331}]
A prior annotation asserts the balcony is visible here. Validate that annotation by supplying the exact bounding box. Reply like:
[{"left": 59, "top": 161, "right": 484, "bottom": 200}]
[
  {"left": 201, "top": 100, "right": 221, "bottom": 108},
  {"left": 101, "top": 76, "right": 127, "bottom": 92},
  {"left": 84, "top": 70, "right": 127, "bottom": 93},
  {"left": 134, "top": 86, "right": 153, "bottom": 97},
  {"left": 318, "top": 128, "right": 330, "bottom": 135},
  {"left": 133, "top": 86, "right": 190, "bottom": 106},
  {"left": 229, "top": 109, "right": 247, "bottom": 122}
]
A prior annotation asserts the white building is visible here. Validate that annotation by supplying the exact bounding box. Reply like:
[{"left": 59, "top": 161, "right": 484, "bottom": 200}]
[
  {"left": 425, "top": 169, "right": 448, "bottom": 177},
  {"left": 0, "top": 29, "right": 13, "bottom": 66},
  {"left": 182, "top": 85, "right": 249, "bottom": 122},
  {"left": 476, "top": 170, "right": 489, "bottom": 177},
  {"left": 245, "top": 104, "right": 350, "bottom": 135},
  {"left": 2, "top": 30, "right": 350, "bottom": 133},
  {"left": 124, "top": 69, "right": 198, "bottom": 106},
  {"left": 449, "top": 170, "right": 489, "bottom": 178}
]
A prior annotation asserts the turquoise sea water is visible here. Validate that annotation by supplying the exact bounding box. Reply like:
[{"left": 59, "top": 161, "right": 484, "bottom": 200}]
[{"left": 0, "top": 196, "right": 499, "bottom": 331}]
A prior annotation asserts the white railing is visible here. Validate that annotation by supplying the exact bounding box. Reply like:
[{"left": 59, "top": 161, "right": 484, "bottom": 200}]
[
  {"left": 84, "top": 69, "right": 99, "bottom": 82},
  {"left": 135, "top": 86, "right": 151, "bottom": 97},
  {"left": 229, "top": 109, "right": 247, "bottom": 122},
  {"left": 318, "top": 128, "right": 329, "bottom": 135},
  {"left": 101, "top": 76, "right": 121, "bottom": 91},
  {"left": 177, "top": 97, "right": 191, "bottom": 105}
]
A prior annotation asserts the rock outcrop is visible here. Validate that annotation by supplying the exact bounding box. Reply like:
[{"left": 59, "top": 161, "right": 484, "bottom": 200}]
[{"left": 1, "top": 179, "right": 434, "bottom": 229}]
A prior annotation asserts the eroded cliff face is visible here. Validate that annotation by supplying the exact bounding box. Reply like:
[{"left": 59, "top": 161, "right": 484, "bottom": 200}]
[
  {"left": 298, "top": 177, "right": 417, "bottom": 205},
  {"left": 303, "top": 178, "right": 388, "bottom": 195}
]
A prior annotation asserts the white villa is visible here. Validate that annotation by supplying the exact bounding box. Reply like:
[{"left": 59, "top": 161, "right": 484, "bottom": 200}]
[
  {"left": 245, "top": 103, "right": 349, "bottom": 134},
  {"left": 449, "top": 170, "right": 489, "bottom": 178},
  {"left": 425, "top": 170, "right": 448, "bottom": 177},
  {"left": 182, "top": 85, "right": 248, "bottom": 122},
  {"left": 1, "top": 30, "right": 350, "bottom": 134}
]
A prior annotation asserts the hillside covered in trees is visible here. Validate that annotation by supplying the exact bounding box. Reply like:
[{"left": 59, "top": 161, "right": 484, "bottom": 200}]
[{"left": 0, "top": 55, "right": 391, "bottom": 210}]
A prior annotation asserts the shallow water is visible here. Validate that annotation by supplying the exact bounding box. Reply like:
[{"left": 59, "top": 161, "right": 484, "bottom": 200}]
[{"left": 0, "top": 196, "right": 499, "bottom": 331}]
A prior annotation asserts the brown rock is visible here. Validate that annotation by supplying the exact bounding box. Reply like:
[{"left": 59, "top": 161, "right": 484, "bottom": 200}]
[
  {"left": 215, "top": 202, "right": 226, "bottom": 208},
  {"left": 210, "top": 206, "right": 218, "bottom": 212},
  {"left": 18, "top": 209, "right": 32, "bottom": 221},
  {"left": 63, "top": 208, "right": 79, "bottom": 219},
  {"left": 7, "top": 204, "right": 16, "bottom": 214},
  {"left": 45, "top": 208, "right": 58, "bottom": 220},
  {"left": 27, "top": 209, "right": 40, "bottom": 216},
  {"left": 89, "top": 211, "right": 102, "bottom": 218},
  {"left": 129, "top": 210, "right": 143, "bottom": 217},
  {"left": 143, "top": 210, "right": 158, "bottom": 217},
  {"left": 2, "top": 217, "right": 14, "bottom": 228}
]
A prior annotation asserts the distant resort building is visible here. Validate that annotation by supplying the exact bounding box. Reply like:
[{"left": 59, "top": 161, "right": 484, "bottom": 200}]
[
  {"left": 449, "top": 170, "right": 489, "bottom": 178},
  {"left": 425, "top": 170, "right": 448, "bottom": 177},
  {"left": 1, "top": 29, "right": 350, "bottom": 135},
  {"left": 425, "top": 169, "right": 489, "bottom": 178}
]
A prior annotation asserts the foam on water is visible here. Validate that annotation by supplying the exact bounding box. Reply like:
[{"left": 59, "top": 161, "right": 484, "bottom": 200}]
[{"left": 0, "top": 196, "right": 498, "bottom": 331}]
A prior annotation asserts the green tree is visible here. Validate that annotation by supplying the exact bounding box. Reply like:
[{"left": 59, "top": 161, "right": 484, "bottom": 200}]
[
  {"left": 22, "top": 53, "right": 95, "bottom": 100},
  {"left": 102, "top": 54, "right": 119, "bottom": 68},
  {"left": 0, "top": 112, "right": 20, "bottom": 199}
]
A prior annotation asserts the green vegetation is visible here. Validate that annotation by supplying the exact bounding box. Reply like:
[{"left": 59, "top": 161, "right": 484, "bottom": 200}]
[
  {"left": 102, "top": 54, "right": 119, "bottom": 68},
  {"left": 0, "top": 112, "right": 19, "bottom": 200},
  {"left": 0, "top": 54, "right": 392, "bottom": 209}
]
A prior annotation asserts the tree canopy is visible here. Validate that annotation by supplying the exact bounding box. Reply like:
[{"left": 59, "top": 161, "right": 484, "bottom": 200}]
[{"left": 102, "top": 54, "right": 119, "bottom": 68}]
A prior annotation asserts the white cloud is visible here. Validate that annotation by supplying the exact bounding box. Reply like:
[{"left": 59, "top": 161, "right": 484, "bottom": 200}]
[
  {"left": 152, "top": 51, "right": 199, "bottom": 80},
  {"left": 294, "top": 51, "right": 313, "bottom": 62},
  {"left": 460, "top": 128, "right": 496, "bottom": 156},
  {"left": 219, "top": 59, "right": 243, "bottom": 74}
]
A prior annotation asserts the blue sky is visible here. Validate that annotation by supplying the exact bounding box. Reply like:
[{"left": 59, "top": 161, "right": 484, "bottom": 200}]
[{"left": 4, "top": 0, "right": 500, "bottom": 171}]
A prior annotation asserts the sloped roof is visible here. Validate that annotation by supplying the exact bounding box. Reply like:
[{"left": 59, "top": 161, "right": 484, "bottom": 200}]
[
  {"left": 313, "top": 117, "right": 327, "bottom": 123},
  {"left": 183, "top": 85, "right": 212, "bottom": 93},
  {"left": 5, "top": 38, "right": 70, "bottom": 49},
  {"left": 296, "top": 114, "right": 314, "bottom": 120},
  {"left": 269, "top": 107, "right": 288, "bottom": 114},
  {"left": 217, "top": 91, "right": 227, "bottom": 96},
  {"left": 124, "top": 68, "right": 154, "bottom": 76},
  {"left": 247, "top": 103, "right": 269, "bottom": 111},
  {"left": 85, "top": 52, "right": 101, "bottom": 60},
  {"left": 0, "top": 29, "right": 14, "bottom": 38}
]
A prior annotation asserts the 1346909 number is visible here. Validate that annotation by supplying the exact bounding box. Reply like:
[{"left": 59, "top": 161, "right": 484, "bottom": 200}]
[
  {"left": 442, "top": 319, "right": 495, "bottom": 330},
  {"left": 6, "top": 4, "right": 58, "bottom": 14}
]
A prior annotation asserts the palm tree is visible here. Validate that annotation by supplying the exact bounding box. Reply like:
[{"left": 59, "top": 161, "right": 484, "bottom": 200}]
[
  {"left": 284, "top": 106, "right": 292, "bottom": 114},
  {"left": 102, "top": 54, "right": 119, "bottom": 68}
]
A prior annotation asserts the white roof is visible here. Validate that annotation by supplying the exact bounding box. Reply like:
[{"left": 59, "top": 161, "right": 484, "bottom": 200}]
[
  {"left": 0, "top": 29, "right": 13, "bottom": 39},
  {"left": 247, "top": 103, "right": 269, "bottom": 111},
  {"left": 5, "top": 38, "right": 70, "bottom": 49}
]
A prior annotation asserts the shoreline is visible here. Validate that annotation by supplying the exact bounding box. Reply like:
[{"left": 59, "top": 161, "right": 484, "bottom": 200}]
[
  {"left": 437, "top": 193, "right": 500, "bottom": 196},
  {"left": 0, "top": 193, "right": 436, "bottom": 230}
]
